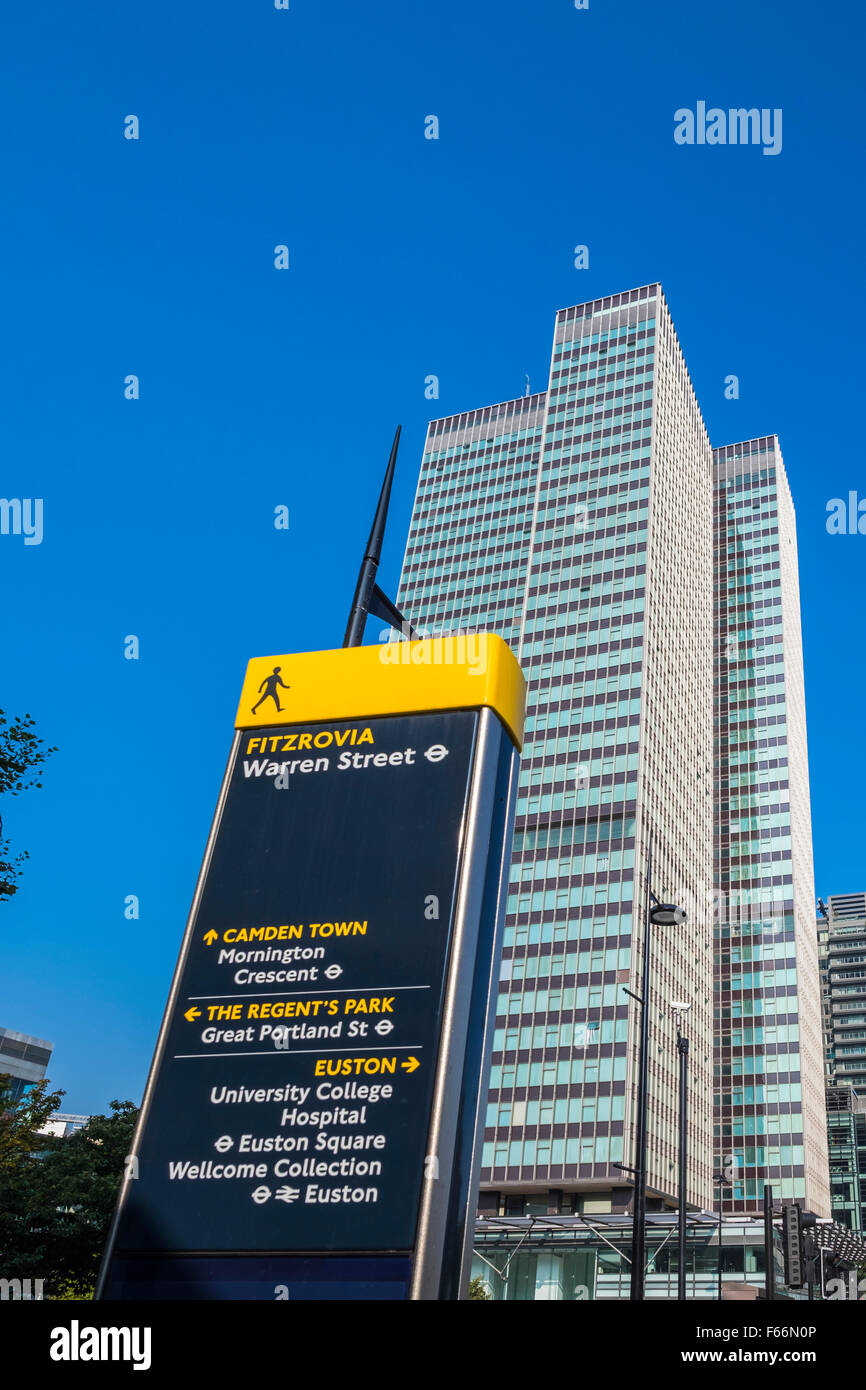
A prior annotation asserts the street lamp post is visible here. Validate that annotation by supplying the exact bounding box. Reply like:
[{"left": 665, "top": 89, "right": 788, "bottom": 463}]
[
  {"left": 671, "top": 1002, "right": 692, "bottom": 1301},
  {"left": 713, "top": 1174, "right": 728, "bottom": 1301},
  {"left": 801, "top": 1210, "right": 819, "bottom": 1300},
  {"left": 627, "top": 832, "right": 686, "bottom": 1301},
  {"left": 763, "top": 1184, "right": 775, "bottom": 1302}
]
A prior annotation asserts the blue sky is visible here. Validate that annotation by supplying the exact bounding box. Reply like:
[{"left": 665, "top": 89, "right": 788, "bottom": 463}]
[{"left": 1, "top": 0, "right": 863, "bottom": 1114}]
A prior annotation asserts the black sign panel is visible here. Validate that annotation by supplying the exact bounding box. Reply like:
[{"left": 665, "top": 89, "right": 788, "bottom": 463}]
[
  {"left": 103, "top": 1254, "right": 412, "bottom": 1301},
  {"left": 112, "top": 711, "right": 478, "bottom": 1258}
]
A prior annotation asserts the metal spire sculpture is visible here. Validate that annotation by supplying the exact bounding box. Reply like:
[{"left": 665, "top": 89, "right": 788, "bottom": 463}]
[{"left": 343, "top": 425, "right": 420, "bottom": 647}]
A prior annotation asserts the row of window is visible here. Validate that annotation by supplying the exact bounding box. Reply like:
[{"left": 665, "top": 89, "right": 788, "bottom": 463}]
[
  {"left": 720, "top": 1083, "right": 803, "bottom": 1105},
  {"left": 481, "top": 1135, "right": 625, "bottom": 1169},
  {"left": 717, "top": 999, "right": 798, "bottom": 1019},
  {"left": 507, "top": 879, "right": 636, "bottom": 915},
  {"left": 725, "top": 861, "right": 793, "bottom": 883},
  {"left": 724, "top": 967, "right": 800, "bottom": 989},
  {"left": 719, "top": 1116, "right": 805, "bottom": 1137},
  {"left": 721, "top": 1024, "right": 801, "bottom": 1045},
  {"left": 553, "top": 318, "right": 657, "bottom": 354},
  {"left": 542, "top": 445, "right": 653, "bottom": 479},
  {"left": 524, "top": 716, "right": 641, "bottom": 743},
  {"left": 489, "top": 1056, "right": 620, "bottom": 1089},
  {"left": 503, "top": 913, "right": 633, "bottom": 949},
  {"left": 516, "top": 783, "right": 640, "bottom": 817},
  {"left": 486, "top": 1094, "right": 626, "bottom": 1127},
  {"left": 513, "top": 816, "right": 636, "bottom": 852},
  {"left": 509, "top": 850, "right": 635, "bottom": 882},
  {"left": 504, "top": 949, "right": 631, "bottom": 983},
  {"left": 717, "top": 940, "right": 796, "bottom": 963},
  {"left": 493, "top": 1019, "right": 626, "bottom": 1053},
  {"left": 721, "top": 1146, "right": 805, "bottom": 1166},
  {"left": 550, "top": 345, "right": 655, "bottom": 381},
  {"left": 716, "top": 1052, "right": 803, "bottom": 1076},
  {"left": 496, "top": 974, "right": 632, "bottom": 1014}
]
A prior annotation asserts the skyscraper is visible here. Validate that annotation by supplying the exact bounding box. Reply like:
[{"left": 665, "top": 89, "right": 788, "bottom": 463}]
[
  {"left": 396, "top": 288, "right": 829, "bottom": 1225},
  {"left": 397, "top": 285, "right": 716, "bottom": 1218},
  {"left": 714, "top": 440, "right": 829, "bottom": 1216}
]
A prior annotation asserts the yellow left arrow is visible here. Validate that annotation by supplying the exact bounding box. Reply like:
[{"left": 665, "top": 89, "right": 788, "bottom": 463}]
[{"left": 184, "top": 1007, "right": 202, "bottom": 1022}]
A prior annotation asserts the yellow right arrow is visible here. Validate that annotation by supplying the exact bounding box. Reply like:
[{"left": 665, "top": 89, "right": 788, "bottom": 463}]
[{"left": 401, "top": 1056, "right": 420, "bottom": 1073}]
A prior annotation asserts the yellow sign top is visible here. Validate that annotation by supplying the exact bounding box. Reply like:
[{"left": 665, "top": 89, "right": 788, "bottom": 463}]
[{"left": 235, "top": 634, "right": 525, "bottom": 749}]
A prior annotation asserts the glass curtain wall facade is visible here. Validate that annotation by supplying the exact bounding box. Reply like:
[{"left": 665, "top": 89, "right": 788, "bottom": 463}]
[
  {"left": 471, "top": 1215, "right": 783, "bottom": 1301},
  {"left": 825, "top": 1086, "right": 866, "bottom": 1232},
  {"left": 470, "top": 1209, "right": 866, "bottom": 1300},
  {"left": 713, "top": 439, "right": 829, "bottom": 1215},
  {"left": 397, "top": 284, "right": 715, "bottom": 1215}
]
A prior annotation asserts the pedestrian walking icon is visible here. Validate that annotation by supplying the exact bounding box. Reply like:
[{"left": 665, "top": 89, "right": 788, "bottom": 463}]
[{"left": 252, "top": 666, "right": 290, "bottom": 714}]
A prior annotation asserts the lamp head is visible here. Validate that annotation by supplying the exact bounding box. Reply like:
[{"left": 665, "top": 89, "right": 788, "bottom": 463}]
[{"left": 650, "top": 903, "right": 686, "bottom": 926}]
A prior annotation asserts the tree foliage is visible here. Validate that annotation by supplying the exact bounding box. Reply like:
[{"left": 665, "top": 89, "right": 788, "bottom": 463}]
[
  {"left": 0, "top": 709, "right": 56, "bottom": 902},
  {"left": 0, "top": 1076, "right": 138, "bottom": 1298},
  {"left": 0, "top": 1075, "right": 65, "bottom": 1171},
  {"left": 468, "top": 1274, "right": 492, "bottom": 1300}
]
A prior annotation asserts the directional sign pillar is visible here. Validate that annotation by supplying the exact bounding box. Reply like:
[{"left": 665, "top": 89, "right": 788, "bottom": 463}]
[{"left": 97, "top": 634, "right": 524, "bottom": 1300}]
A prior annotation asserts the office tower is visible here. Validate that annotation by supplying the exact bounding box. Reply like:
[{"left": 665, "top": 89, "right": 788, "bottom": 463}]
[
  {"left": 818, "top": 908, "right": 833, "bottom": 1079},
  {"left": 0, "top": 1026, "right": 53, "bottom": 1103},
  {"left": 713, "top": 439, "right": 829, "bottom": 1216},
  {"left": 818, "top": 893, "right": 866, "bottom": 1231},
  {"left": 824, "top": 1088, "right": 866, "bottom": 1233},
  {"left": 818, "top": 893, "right": 866, "bottom": 1089},
  {"left": 397, "top": 285, "right": 716, "bottom": 1218}
]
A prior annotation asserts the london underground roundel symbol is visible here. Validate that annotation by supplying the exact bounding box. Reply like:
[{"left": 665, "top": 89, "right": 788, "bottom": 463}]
[{"left": 423, "top": 744, "right": 449, "bottom": 763}]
